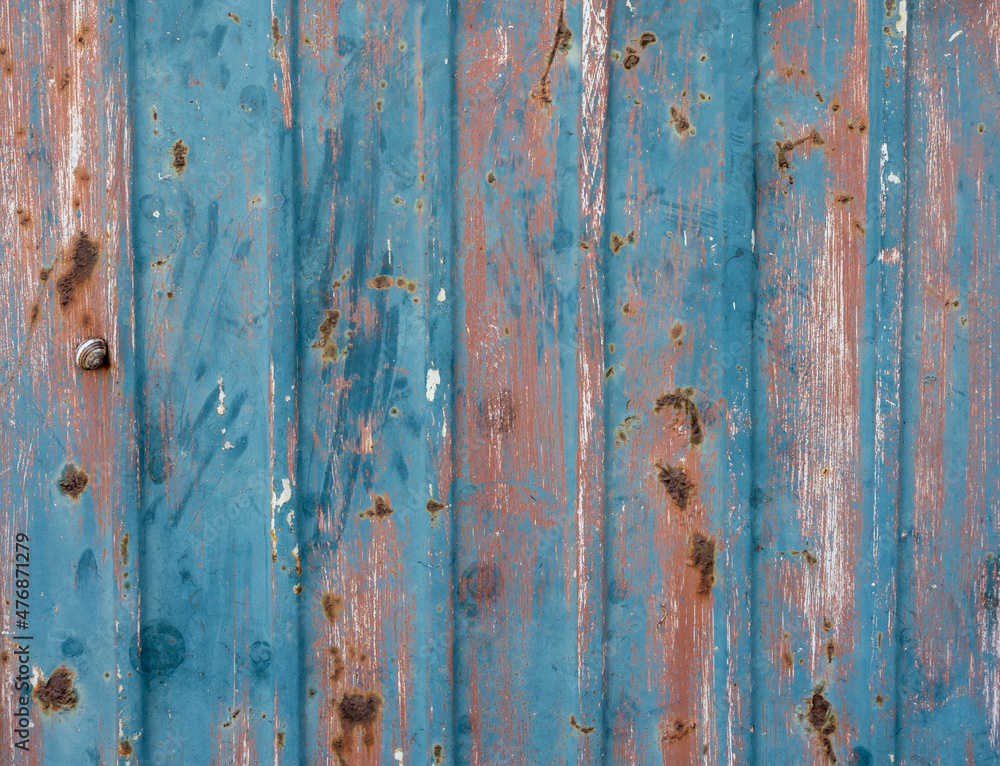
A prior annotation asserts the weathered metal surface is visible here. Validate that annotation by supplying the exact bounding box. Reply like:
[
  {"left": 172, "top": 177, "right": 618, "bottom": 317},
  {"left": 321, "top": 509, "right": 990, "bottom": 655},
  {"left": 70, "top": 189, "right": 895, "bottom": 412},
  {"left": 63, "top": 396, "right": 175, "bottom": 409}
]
[{"left": 2, "top": 0, "right": 999, "bottom": 764}]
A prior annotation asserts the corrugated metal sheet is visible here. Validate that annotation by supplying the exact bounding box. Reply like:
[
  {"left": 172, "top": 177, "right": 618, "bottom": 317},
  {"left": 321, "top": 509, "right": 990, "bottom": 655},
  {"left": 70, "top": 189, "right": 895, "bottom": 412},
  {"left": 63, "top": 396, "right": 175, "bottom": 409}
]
[{"left": 2, "top": 0, "right": 998, "bottom": 763}]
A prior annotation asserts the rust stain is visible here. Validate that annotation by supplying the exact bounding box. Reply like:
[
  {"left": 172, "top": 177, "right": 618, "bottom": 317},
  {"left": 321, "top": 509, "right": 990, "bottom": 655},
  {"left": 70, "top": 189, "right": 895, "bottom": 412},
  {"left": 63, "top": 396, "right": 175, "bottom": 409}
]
[
  {"left": 569, "top": 714, "right": 595, "bottom": 733},
  {"left": 331, "top": 690, "right": 383, "bottom": 765},
  {"left": 271, "top": 16, "right": 283, "bottom": 45},
  {"left": 276, "top": 731, "right": 285, "bottom": 748},
  {"left": 656, "top": 462, "right": 693, "bottom": 509},
  {"left": 433, "top": 744, "right": 444, "bottom": 764},
  {"left": 33, "top": 665, "right": 80, "bottom": 712},
  {"left": 776, "top": 128, "right": 825, "bottom": 174},
  {"left": 329, "top": 646, "right": 345, "bottom": 684},
  {"left": 16, "top": 207, "right": 33, "bottom": 227},
  {"left": 118, "top": 740, "right": 133, "bottom": 757},
  {"left": 661, "top": 716, "right": 696, "bottom": 744},
  {"left": 614, "top": 414, "right": 640, "bottom": 447},
  {"left": 171, "top": 139, "right": 189, "bottom": 173},
  {"left": 533, "top": 4, "right": 572, "bottom": 103},
  {"left": 825, "top": 639, "right": 836, "bottom": 663},
  {"left": 58, "top": 464, "right": 89, "bottom": 499},
  {"left": 359, "top": 494, "right": 393, "bottom": 519},
  {"left": 120, "top": 531, "right": 129, "bottom": 566},
  {"left": 321, "top": 592, "right": 344, "bottom": 624},
  {"left": 367, "top": 275, "right": 393, "bottom": 289},
  {"left": 56, "top": 231, "right": 100, "bottom": 308},
  {"left": 38, "top": 265, "right": 51, "bottom": 281},
  {"left": 228, "top": 11, "right": 240, "bottom": 23},
  {"left": 688, "top": 532, "right": 716, "bottom": 593},
  {"left": 803, "top": 687, "right": 838, "bottom": 763},
  {"left": 75, "top": 24, "right": 89, "bottom": 48},
  {"left": 313, "top": 308, "right": 341, "bottom": 362},
  {"left": 654, "top": 386, "right": 703, "bottom": 445},
  {"left": 669, "top": 105, "right": 695, "bottom": 136},
  {"left": 426, "top": 497, "right": 446, "bottom": 517}
]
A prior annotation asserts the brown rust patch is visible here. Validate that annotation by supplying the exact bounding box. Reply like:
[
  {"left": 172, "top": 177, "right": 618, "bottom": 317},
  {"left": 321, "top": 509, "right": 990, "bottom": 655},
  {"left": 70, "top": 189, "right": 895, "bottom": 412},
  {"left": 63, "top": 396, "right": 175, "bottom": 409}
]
[
  {"left": 58, "top": 464, "right": 89, "bottom": 499},
  {"left": 657, "top": 463, "right": 693, "bottom": 509},
  {"left": 776, "top": 128, "right": 824, "bottom": 173},
  {"left": 622, "top": 50, "right": 641, "bottom": 70},
  {"left": 313, "top": 308, "right": 341, "bottom": 362},
  {"left": 638, "top": 31, "right": 658, "bottom": 48},
  {"left": 614, "top": 415, "right": 640, "bottom": 447},
  {"left": 688, "top": 532, "right": 715, "bottom": 593},
  {"left": 118, "top": 740, "right": 133, "bottom": 757},
  {"left": 479, "top": 390, "right": 517, "bottom": 435},
  {"left": 33, "top": 665, "right": 79, "bottom": 712},
  {"left": 368, "top": 275, "right": 393, "bottom": 289},
  {"left": 271, "top": 17, "right": 283, "bottom": 44},
  {"left": 661, "top": 716, "right": 696, "bottom": 744},
  {"left": 359, "top": 494, "right": 393, "bottom": 519},
  {"left": 120, "top": 531, "right": 129, "bottom": 566},
  {"left": 433, "top": 744, "right": 444, "bottom": 764},
  {"left": 56, "top": 231, "right": 99, "bottom": 308},
  {"left": 171, "top": 139, "right": 188, "bottom": 173},
  {"left": 329, "top": 646, "right": 345, "bottom": 683},
  {"left": 669, "top": 105, "right": 693, "bottom": 136},
  {"left": 276, "top": 731, "right": 285, "bottom": 748},
  {"left": 17, "top": 208, "right": 33, "bottom": 227},
  {"left": 228, "top": 11, "right": 240, "bottom": 22},
  {"left": 782, "top": 640, "right": 795, "bottom": 669},
  {"left": 74, "top": 165, "right": 91, "bottom": 185},
  {"left": 804, "top": 688, "right": 838, "bottom": 763},
  {"left": 654, "top": 386, "right": 703, "bottom": 445},
  {"left": 334, "top": 690, "right": 382, "bottom": 743},
  {"left": 321, "top": 592, "right": 344, "bottom": 624},
  {"left": 610, "top": 232, "right": 626, "bottom": 253},
  {"left": 75, "top": 24, "right": 89, "bottom": 48},
  {"left": 533, "top": 5, "right": 572, "bottom": 102},
  {"left": 569, "top": 714, "right": 595, "bottom": 733},
  {"left": 835, "top": 193, "right": 854, "bottom": 205},
  {"left": 825, "top": 639, "right": 836, "bottom": 663},
  {"left": 426, "top": 498, "right": 446, "bottom": 517}
]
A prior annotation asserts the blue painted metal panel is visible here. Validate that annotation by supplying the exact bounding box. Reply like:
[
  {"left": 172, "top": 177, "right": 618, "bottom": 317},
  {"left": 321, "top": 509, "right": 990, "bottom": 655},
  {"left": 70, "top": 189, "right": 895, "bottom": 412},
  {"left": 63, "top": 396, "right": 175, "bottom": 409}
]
[{"left": 2, "top": 0, "right": 1000, "bottom": 764}]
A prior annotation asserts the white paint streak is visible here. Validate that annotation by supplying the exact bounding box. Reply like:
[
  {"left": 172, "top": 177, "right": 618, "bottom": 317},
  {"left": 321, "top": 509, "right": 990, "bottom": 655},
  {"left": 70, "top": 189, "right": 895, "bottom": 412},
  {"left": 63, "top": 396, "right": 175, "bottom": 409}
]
[
  {"left": 426, "top": 368, "right": 441, "bottom": 401},
  {"left": 949, "top": 29, "right": 963, "bottom": 42},
  {"left": 437, "top": 288, "right": 446, "bottom": 302},
  {"left": 217, "top": 377, "right": 226, "bottom": 415},
  {"left": 896, "top": 0, "right": 907, "bottom": 35},
  {"left": 888, "top": 172, "right": 901, "bottom": 184}
]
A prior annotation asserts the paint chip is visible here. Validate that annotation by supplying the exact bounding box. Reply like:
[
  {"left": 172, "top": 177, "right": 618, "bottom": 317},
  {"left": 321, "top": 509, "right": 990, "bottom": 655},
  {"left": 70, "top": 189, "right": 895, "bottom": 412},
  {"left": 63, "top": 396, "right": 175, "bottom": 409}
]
[
  {"left": 426, "top": 368, "right": 441, "bottom": 401},
  {"left": 437, "top": 288, "right": 446, "bottom": 302},
  {"left": 217, "top": 377, "right": 226, "bottom": 415}
]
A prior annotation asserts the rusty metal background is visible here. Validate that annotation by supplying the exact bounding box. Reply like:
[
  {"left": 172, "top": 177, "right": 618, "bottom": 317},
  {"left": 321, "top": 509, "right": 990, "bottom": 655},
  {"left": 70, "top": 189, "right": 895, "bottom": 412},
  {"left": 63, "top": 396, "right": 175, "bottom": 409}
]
[{"left": 1, "top": 0, "right": 997, "bottom": 763}]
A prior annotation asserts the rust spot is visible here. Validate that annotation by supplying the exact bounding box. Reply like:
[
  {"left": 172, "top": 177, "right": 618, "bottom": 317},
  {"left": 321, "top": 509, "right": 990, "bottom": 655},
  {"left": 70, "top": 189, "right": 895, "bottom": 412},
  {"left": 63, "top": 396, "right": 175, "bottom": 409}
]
[
  {"left": 368, "top": 275, "right": 393, "bottom": 289},
  {"left": 875, "top": 694, "right": 885, "bottom": 707},
  {"left": 569, "top": 714, "right": 595, "bottom": 733},
  {"left": 321, "top": 592, "right": 343, "bottom": 624},
  {"left": 171, "top": 139, "right": 188, "bottom": 173},
  {"left": 782, "top": 641, "right": 795, "bottom": 669},
  {"left": 533, "top": 5, "right": 572, "bottom": 102},
  {"left": 621, "top": 301, "right": 632, "bottom": 315},
  {"left": 276, "top": 731, "right": 285, "bottom": 748},
  {"left": 854, "top": 219, "right": 866, "bottom": 236},
  {"left": 688, "top": 532, "right": 715, "bottom": 593},
  {"left": 661, "top": 716, "right": 696, "bottom": 744},
  {"left": 978, "top": 123, "right": 986, "bottom": 134},
  {"left": 669, "top": 105, "right": 693, "bottom": 136},
  {"left": 825, "top": 639, "right": 836, "bottom": 663},
  {"left": 622, "top": 51, "right": 641, "bottom": 70},
  {"left": 830, "top": 101, "right": 841, "bottom": 112},
  {"left": 657, "top": 462, "right": 693, "bottom": 509},
  {"left": 228, "top": 11, "right": 240, "bottom": 22},
  {"left": 1, "top": 650, "right": 10, "bottom": 665},
  {"left": 118, "top": 740, "right": 133, "bottom": 757},
  {"left": 638, "top": 31, "right": 658, "bottom": 48},
  {"left": 57, "top": 69, "right": 71, "bottom": 91},
  {"left": 56, "top": 231, "right": 100, "bottom": 308},
  {"left": 885, "top": 0, "right": 896, "bottom": 17},
  {"left": 835, "top": 193, "right": 854, "bottom": 205},
  {"left": 614, "top": 414, "right": 640, "bottom": 447},
  {"left": 338, "top": 690, "right": 382, "bottom": 723},
  {"left": 610, "top": 232, "right": 626, "bottom": 253},
  {"left": 823, "top": 616, "right": 833, "bottom": 632},
  {"left": 375, "top": 99, "right": 384, "bottom": 112},
  {"left": 699, "top": 91, "right": 711, "bottom": 101},
  {"left": 359, "top": 494, "right": 393, "bottom": 519},
  {"left": 776, "top": 129, "right": 824, "bottom": 174},
  {"left": 654, "top": 386, "right": 703, "bottom": 445},
  {"left": 17, "top": 208, "right": 33, "bottom": 227},
  {"left": 58, "top": 464, "right": 89, "bottom": 499},
  {"left": 74, "top": 165, "right": 91, "bottom": 185},
  {"left": 33, "top": 665, "right": 79, "bottom": 712},
  {"left": 75, "top": 24, "right": 89, "bottom": 48},
  {"left": 669, "top": 321, "right": 685, "bottom": 341},
  {"left": 479, "top": 390, "right": 516, "bottom": 435},
  {"left": 329, "top": 645, "right": 345, "bottom": 683},
  {"left": 604, "top": 366, "right": 615, "bottom": 380},
  {"left": 804, "top": 689, "right": 838, "bottom": 763},
  {"left": 815, "top": 91, "right": 825, "bottom": 103},
  {"left": 426, "top": 498, "right": 446, "bottom": 517},
  {"left": 313, "top": 308, "right": 341, "bottom": 362},
  {"left": 433, "top": 744, "right": 444, "bottom": 764},
  {"left": 120, "top": 531, "right": 129, "bottom": 566},
  {"left": 271, "top": 17, "right": 283, "bottom": 44}
]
